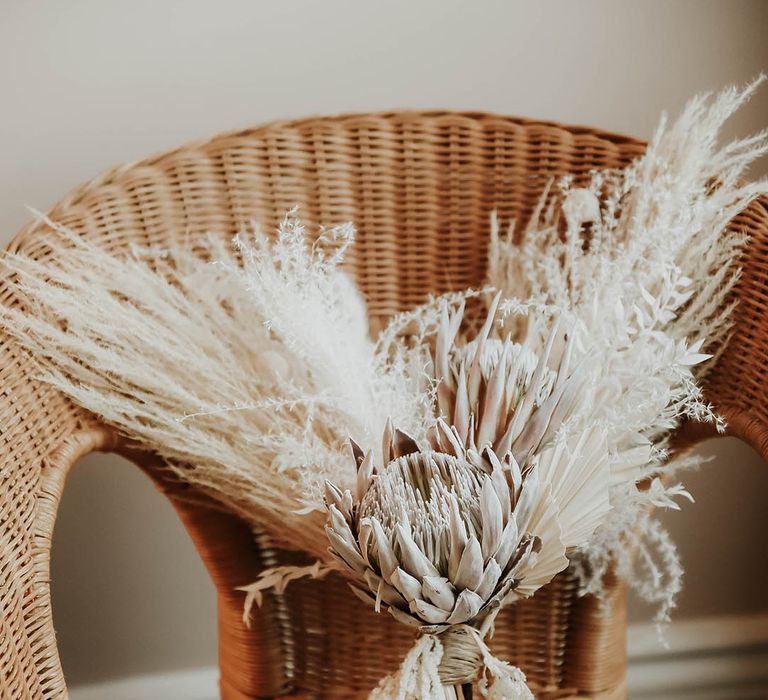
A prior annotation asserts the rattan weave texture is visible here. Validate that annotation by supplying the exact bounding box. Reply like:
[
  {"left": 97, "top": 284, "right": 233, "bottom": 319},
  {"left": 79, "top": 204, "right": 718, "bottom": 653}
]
[{"left": 1, "top": 111, "right": 766, "bottom": 699}]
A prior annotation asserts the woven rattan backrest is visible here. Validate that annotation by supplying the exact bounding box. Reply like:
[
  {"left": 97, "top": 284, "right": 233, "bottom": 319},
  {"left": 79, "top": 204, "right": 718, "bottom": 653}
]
[{"left": 1, "top": 111, "right": 766, "bottom": 699}]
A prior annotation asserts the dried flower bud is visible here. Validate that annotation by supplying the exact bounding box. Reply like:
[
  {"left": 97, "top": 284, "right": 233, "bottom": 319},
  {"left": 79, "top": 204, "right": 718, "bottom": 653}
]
[{"left": 562, "top": 188, "right": 601, "bottom": 230}]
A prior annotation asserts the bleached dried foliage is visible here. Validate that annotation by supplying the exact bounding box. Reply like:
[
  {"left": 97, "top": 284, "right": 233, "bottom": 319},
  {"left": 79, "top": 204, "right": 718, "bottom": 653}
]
[
  {"left": 321, "top": 298, "right": 618, "bottom": 697},
  {"left": 3, "top": 79, "right": 766, "bottom": 696},
  {"left": 487, "top": 78, "right": 768, "bottom": 622},
  {"left": 1, "top": 211, "right": 434, "bottom": 558}
]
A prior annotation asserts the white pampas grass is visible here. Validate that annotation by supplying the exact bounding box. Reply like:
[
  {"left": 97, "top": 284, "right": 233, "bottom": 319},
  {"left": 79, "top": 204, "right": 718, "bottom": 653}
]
[
  {"left": 1, "top": 211, "right": 433, "bottom": 558},
  {"left": 487, "top": 78, "right": 768, "bottom": 622}
]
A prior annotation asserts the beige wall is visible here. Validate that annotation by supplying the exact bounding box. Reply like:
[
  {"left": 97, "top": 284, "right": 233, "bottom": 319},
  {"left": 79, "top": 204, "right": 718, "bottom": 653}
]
[{"left": 1, "top": 0, "right": 766, "bottom": 687}]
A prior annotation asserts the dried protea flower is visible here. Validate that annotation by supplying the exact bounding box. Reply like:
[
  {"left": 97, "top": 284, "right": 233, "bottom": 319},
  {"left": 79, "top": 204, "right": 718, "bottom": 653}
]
[
  {"left": 432, "top": 294, "right": 589, "bottom": 469},
  {"left": 326, "top": 430, "right": 567, "bottom": 631},
  {"left": 430, "top": 295, "right": 611, "bottom": 553},
  {"left": 324, "top": 423, "right": 567, "bottom": 633}
]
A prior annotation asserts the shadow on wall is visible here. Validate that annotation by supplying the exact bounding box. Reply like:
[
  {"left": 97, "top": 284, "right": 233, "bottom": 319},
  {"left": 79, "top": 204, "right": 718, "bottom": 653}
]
[
  {"left": 627, "top": 436, "right": 768, "bottom": 622},
  {"left": 51, "top": 453, "right": 217, "bottom": 687}
]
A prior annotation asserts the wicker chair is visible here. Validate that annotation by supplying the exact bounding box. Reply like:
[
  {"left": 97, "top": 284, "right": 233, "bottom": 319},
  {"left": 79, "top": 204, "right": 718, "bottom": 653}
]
[{"left": 1, "top": 111, "right": 767, "bottom": 700}]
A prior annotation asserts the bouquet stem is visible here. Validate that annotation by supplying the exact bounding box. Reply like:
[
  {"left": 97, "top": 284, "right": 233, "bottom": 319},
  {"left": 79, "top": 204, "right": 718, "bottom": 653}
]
[{"left": 444, "top": 684, "right": 472, "bottom": 699}]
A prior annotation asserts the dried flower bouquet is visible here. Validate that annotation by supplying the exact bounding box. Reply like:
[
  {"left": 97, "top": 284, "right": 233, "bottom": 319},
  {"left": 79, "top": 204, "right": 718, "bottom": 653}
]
[{"left": 2, "top": 80, "right": 767, "bottom": 698}]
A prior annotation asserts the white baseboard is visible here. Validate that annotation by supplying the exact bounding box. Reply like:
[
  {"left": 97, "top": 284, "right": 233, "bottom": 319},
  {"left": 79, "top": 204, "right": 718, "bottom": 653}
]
[
  {"left": 70, "top": 613, "right": 768, "bottom": 699},
  {"left": 69, "top": 667, "right": 219, "bottom": 700},
  {"left": 627, "top": 613, "right": 768, "bottom": 699}
]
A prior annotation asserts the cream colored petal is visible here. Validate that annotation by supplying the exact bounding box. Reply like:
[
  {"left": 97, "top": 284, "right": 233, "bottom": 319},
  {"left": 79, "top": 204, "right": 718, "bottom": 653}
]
[
  {"left": 477, "top": 345, "right": 507, "bottom": 449},
  {"left": 481, "top": 477, "right": 503, "bottom": 561},
  {"left": 448, "top": 492, "right": 468, "bottom": 581},
  {"left": 511, "top": 388, "right": 561, "bottom": 461},
  {"left": 392, "top": 428, "right": 419, "bottom": 458},
  {"left": 432, "top": 417, "right": 464, "bottom": 457},
  {"left": 436, "top": 301, "right": 463, "bottom": 394},
  {"left": 323, "top": 480, "right": 344, "bottom": 513},
  {"left": 449, "top": 300, "right": 465, "bottom": 341},
  {"left": 494, "top": 415, "right": 515, "bottom": 458},
  {"left": 364, "top": 570, "right": 406, "bottom": 612},
  {"left": 356, "top": 449, "right": 375, "bottom": 501},
  {"left": 514, "top": 477, "right": 538, "bottom": 533},
  {"left": 446, "top": 589, "right": 484, "bottom": 624},
  {"left": 466, "top": 414, "right": 478, "bottom": 453},
  {"left": 390, "top": 566, "right": 422, "bottom": 602},
  {"left": 422, "top": 575, "right": 457, "bottom": 611},
  {"left": 493, "top": 515, "right": 520, "bottom": 572},
  {"left": 324, "top": 479, "right": 343, "bottom": 503},
  {"left": 467, "top": 294, "right": 501, "bottom": 408},
  {"left": 505, "top": 318, "right": 560, "bottom": 446},
  {"left": 328, "top": 504, "right": 354, "bottom": 544},
  {"left": 341, "top": 489, "right": 354, "bottom": 516},
  {"left": 453, "top": 363, "right": 470, "bottom": 444},
  {"left": 454, "top": 535, "right": 483, "bottom": 591},
  {"left": 369, "top": 516, "right": 399, "bottom": 580},
  {"left": 382, "top": 417, "right": 394, "bottom": 465},
  {"left": 348, "top": 438, "right": 365, "bottom": 469},
  {"left": 507, "top": 454, "right": 523, "bottom": 495},
  {"left": 466, "top": 447, "right": 485, "bottom": 473},
  {"left": 506, "top": 535, "right": 537, "bottom": 578},
  {"left": 325, "top": 524, "right": 367, "bottom": 575},
  {"left": 358, "top": 518, "right": 374, "bottom": 568},
  {"left": 488, "top": 460, "right": 511, "bottom": 520},
  {"left": 410, "top": 598, "right": 451, "bottom": 625},
  {"left": 396, "top": 524, "right": 440, "bottom": 579},
  {"left": 474, "top": 558, "right": 502, "bottom": 601},
  {"left": 483, "top": 446, "right": 503, "bottom": 473},
  {"left": 485, "top": 576, "right": 517, "bottom": 611},
  {"left": 437, "top": 380, "right": 455, "bottom": 423}
]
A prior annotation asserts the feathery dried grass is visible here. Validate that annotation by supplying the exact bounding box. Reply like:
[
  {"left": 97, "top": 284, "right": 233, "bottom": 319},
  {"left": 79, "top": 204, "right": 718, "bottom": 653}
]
[
  {"left": 1, "top": 211, "right": 434, "bottom": 557},
  {"left": 487, "top": 78, "right": 768, "bottom": 623},
  {"left": 3, "top": 80, "right": 766, "bottom": 649}
]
